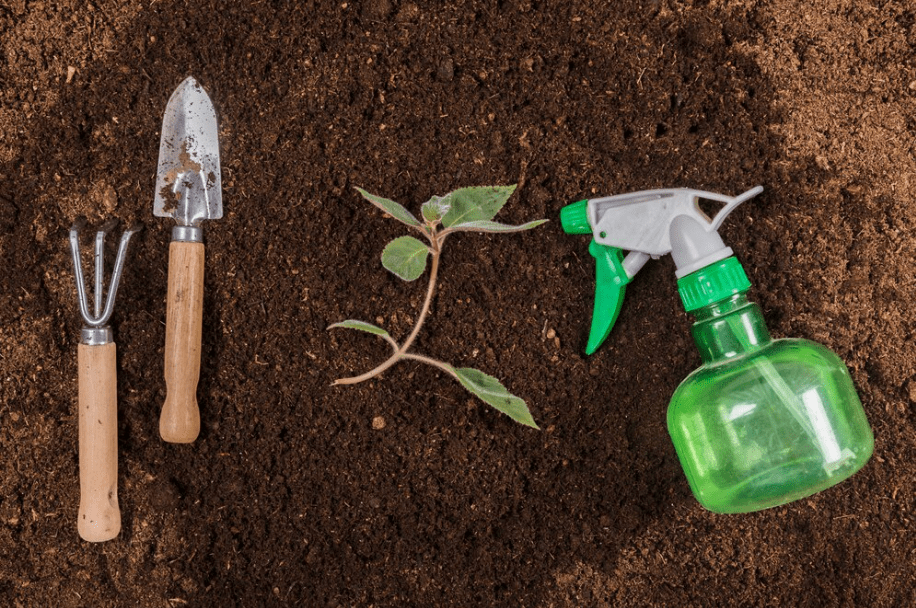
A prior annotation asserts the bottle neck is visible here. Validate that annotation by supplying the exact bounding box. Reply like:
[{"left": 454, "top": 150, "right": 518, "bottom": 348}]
[{"left": 690, "top": 293, "right": 772, "bottom": 364}]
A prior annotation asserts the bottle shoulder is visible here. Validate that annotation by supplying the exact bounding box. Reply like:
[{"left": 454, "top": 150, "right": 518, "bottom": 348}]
[
  {"left": 671, "top": 337, "right": 854, "bottom": 410},
  {"left": 688, "top": 336, "right": 845, "bottom": 376},
  {"left": 767, "top": 336, "right": 845, "bottom": 359}
]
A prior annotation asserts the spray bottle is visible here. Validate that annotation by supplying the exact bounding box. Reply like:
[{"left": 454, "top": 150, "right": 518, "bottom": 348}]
[{"left": 561, "top": 186, "right": 873, "bottom": 513}]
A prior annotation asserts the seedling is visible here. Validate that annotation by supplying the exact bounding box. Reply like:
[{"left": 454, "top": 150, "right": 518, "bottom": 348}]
[{"left": 330, "top": 185, "right": 547, "bottom": 428}]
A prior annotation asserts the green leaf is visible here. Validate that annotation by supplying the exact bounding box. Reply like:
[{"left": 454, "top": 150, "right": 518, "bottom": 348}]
[
  {"left": 327, "top": 320, "right": 391, "bottom": 337},
  {"left": 355, "top": 187, "right": 421, "bottom": 228},
  {"left": 454, "top": 367, "right": 538, "bottom": 428},
  {"left": 441, "top": 185, "right": 517, "bottom": 228},
  {"left": 446, "top": 219, "right": 548, "bottom": 233},
  {"left": 381, "top": 236, "right": 430, "bottom": 281},
  {"left": 421, "top": 194, "right": 451, "bottom": 222}
]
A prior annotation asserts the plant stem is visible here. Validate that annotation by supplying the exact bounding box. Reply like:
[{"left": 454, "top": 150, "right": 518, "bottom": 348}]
[
  {"left": 401, "top": 353, "right": 459, "bottom": 379},
  {"left": 332, "top": 233, "right": 443, "bottom": 386}
]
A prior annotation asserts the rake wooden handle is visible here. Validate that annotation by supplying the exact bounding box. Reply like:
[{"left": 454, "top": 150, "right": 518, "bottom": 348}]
[
  {"left": 77, "top": 342, "right": 121, "bottom": 542},
  {"left": 160, "top": 240, "right": 204, "bottom": 443}
]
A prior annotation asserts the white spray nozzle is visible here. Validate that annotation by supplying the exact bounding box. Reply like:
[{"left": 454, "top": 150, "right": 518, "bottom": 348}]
[{"left": 588, "top": 186, "right": 763, "bottom": 278}]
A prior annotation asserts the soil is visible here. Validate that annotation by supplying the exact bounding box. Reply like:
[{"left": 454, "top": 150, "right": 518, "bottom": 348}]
[{"left": 2, "top": 0, "right": 916, "bottom": 606}]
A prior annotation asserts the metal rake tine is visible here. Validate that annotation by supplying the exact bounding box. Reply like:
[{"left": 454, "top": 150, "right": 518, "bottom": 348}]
[
  {"left": 98, "top": 222, "right": 142, "bottom": 326},
  {"left": 121, "top": 220, "right": 144, "bottom": 239},
  {"left": 69, "top": 218, "right": 93, "bottom": 325},
  {"left": 94, "top": 219, "right": 119, "bottom": 318},
  {"left": 70, "top": 216, "right": 87, "bottom": 234},
  {"left": 69, "top": 218, "right": 140, "bottom": 328}
]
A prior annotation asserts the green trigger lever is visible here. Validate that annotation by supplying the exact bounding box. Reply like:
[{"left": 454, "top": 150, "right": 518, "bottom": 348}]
[
  {"left": 586, "top": 240, "right": 631, "bottom": 355},
  {"left": 559, "top": 198, "right": 633, "bottom": 354}
]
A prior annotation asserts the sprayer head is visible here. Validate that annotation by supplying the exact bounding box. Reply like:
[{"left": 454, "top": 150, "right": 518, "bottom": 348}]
[
  {"left": 561, "top": 185, "right": 763, "bottom": 354},
  {"left": 585, "top": 186, "right": 763, "bottom": 273}
]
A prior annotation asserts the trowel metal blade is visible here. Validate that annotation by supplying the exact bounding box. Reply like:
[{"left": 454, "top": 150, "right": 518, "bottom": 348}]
[{"left": 154, "top": 76, "right": 222, "bottom": 225}]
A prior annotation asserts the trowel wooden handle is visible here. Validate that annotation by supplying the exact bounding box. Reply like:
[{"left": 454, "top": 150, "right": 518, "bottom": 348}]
[
  {"left": 77, "top": 342, "right": 120, "bottom": 542},
  {"left": 160, "top": 240, "right": 204, "bottom": 443}
]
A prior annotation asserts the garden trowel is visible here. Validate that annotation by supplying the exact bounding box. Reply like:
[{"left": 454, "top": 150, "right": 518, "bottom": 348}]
[{"left": 154, "top": 76, "right": 222, "bottom": 443}]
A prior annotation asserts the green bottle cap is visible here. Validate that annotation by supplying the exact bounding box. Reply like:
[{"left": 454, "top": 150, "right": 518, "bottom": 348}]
[
  {"left": 677, "top": 256, "right": 751, "bottom": 312},
  {"left": 560, "top": 200, "right": 591, "bottom": 234}
]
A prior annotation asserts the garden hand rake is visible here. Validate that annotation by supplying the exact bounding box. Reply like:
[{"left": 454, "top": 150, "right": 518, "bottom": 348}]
[{"left": 68, "top": 218, "right": 140, "bottom": 542}]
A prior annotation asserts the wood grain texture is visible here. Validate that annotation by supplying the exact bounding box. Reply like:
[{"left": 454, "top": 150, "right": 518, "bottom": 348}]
[
  {"left": 77, "top": 342, "right": 120, "bottom": 542},
  {"left": 160, "top": 240, "right": 204, "bottom": 443}
]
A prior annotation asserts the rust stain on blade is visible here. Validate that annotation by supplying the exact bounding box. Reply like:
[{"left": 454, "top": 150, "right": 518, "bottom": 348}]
[
  {"left": 177, "top": 139, "right": 202, "bottom": 173},
  {"left": 160, "top": 140, "right": 203, "bottom": 216},
  {"left": 160, "top": 185, "right": 178, "bottom": 214}
]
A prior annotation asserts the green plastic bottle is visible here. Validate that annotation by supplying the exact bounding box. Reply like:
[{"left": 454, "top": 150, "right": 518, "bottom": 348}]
[
  {"left": 561, "top": 186, "right": 874, "bottom": 513},
  {"left": 671, "top": 258, "right": 873, "bottom": 512}
]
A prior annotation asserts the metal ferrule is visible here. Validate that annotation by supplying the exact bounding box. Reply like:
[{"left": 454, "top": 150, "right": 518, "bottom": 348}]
[
  {"left": 172, "top": 225, "right": 203, "bottom": 242},
  {"left": 81, "top": 326, "right": 113, "bottom": 346}
]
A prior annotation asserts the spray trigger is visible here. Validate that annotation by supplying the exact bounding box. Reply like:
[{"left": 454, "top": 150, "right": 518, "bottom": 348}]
[{"left": 586, "top": 241, "right": 630, "bottom": 355}]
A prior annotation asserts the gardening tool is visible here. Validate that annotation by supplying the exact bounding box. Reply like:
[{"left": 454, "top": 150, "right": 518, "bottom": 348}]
[
  {"left": 561, "top": 186, "right": 873, "bottom": 513},
  {"left": 69, "top": 217, "right": 141, "bottom": 542},
  {"left": 153, "top": 76, "right": 222, "bottom": 443}
]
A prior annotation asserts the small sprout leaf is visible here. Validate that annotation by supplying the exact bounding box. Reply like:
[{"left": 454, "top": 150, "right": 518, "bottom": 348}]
[
  {"left": 442, "top": 185, "right": 517, "bottom": 227},
  {"left": 446, "top": 219, "right": 548, "bottom": 233},
  {"left": 454, "top": 367, "right": 538, "bottom": 428},
  {"left": 328, "top": 320, "right": 391, "bottom": 337},
  {"left": 421, "top": 195, "right": 452, "bottom": 222},
  {"left": 382, "top": 236, "right": 430, "bottom": 281},
  {"left": 356, "top": 187, "right": 421, "bottom": 228}
]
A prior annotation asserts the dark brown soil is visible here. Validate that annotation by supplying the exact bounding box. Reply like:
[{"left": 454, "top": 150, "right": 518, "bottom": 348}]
[{"left": 2, "top": 0, "right": 916, "bottom": 606}]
